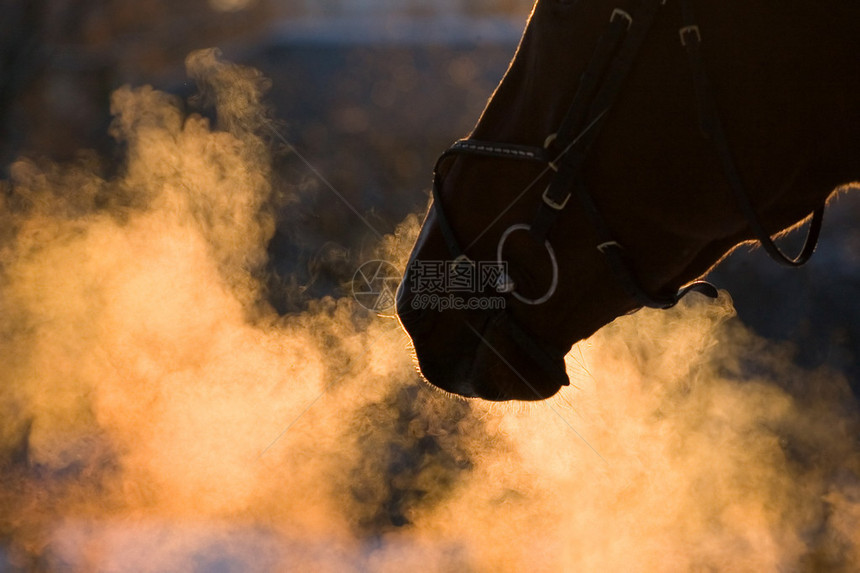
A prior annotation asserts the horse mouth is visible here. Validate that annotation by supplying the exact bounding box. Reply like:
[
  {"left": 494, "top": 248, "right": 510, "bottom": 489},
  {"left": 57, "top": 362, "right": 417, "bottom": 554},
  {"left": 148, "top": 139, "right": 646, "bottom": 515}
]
[
  {"left": 464, "top": 313, "right": 570, "bottom": 401},
  {"left": 397, "top": 295, "right": 569, "bottom": 401}
]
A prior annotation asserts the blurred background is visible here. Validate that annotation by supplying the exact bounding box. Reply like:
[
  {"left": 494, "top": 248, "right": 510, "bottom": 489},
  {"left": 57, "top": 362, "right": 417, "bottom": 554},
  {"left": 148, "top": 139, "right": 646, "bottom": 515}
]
[
  {"left": 0, "top": 0, "right": 525, "bottom": 299},
  {"left": 1, "top": 1, "right": 859, "bottom": 570}
]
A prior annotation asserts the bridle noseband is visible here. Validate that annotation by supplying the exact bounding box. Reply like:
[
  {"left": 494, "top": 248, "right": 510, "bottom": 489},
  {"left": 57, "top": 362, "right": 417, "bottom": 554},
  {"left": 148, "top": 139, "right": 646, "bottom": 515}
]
[{"left": 427, "top": 0, "right": 825, "bottom": 377}]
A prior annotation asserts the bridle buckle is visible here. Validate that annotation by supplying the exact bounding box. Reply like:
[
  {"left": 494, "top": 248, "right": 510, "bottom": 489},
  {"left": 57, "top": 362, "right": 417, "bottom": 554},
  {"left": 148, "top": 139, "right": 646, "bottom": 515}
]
[
  {"left": 679, "top": 25, "right": 701, "bottom": 47},
  {"left": 610, "top": 8, "right": 633, "bottom": 31},
  {"left": 542, "top": 186, "right": 571, "bottom": 211}
]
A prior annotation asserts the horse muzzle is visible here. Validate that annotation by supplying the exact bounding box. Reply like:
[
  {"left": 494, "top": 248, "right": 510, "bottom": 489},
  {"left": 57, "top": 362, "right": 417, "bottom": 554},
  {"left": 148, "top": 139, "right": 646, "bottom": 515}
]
[{"left": 396, "top": 283, "right": 569, "bottom": 401}]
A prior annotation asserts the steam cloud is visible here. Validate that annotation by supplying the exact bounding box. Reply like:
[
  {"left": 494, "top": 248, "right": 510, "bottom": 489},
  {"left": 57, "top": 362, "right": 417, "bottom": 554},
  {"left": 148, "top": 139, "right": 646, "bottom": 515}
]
[{"left": 1, "top": 50, "right": 858, "bottom": 571}]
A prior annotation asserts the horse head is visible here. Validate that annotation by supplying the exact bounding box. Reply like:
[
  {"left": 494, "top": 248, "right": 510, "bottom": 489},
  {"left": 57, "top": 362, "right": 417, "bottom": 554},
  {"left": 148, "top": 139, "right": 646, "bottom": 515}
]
[{"left": 397, "top": 0, "right": 860, "bottom": 401}]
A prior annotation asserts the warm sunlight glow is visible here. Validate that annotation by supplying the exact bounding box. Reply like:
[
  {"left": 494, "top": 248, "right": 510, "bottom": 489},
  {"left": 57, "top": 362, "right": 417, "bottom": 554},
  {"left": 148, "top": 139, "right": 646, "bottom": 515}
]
[
  {"left": 209, "top": 0, "right": 256, "bottom": 12},
  {"left": 1, "top": 49, "right": 858, "bottom": 571}
]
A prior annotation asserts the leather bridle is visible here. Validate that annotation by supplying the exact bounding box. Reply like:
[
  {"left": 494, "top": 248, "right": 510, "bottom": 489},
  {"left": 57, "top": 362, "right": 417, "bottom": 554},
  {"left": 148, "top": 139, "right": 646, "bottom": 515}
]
[{"left": 427, "top": 0, "right": 824, "bottom": 380}]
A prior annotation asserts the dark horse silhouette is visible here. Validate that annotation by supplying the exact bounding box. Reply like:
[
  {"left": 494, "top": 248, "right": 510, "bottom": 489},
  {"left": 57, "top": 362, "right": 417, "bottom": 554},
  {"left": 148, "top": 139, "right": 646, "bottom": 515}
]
[{"left": 397, "top": 0, "right": 860, "bottom": 401}]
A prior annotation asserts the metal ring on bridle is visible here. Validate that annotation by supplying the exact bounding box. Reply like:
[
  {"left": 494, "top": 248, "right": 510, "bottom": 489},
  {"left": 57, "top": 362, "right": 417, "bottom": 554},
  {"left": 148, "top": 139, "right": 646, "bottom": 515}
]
[{"left": 495, "top": 224, "right": 559, "bottom": 306}]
